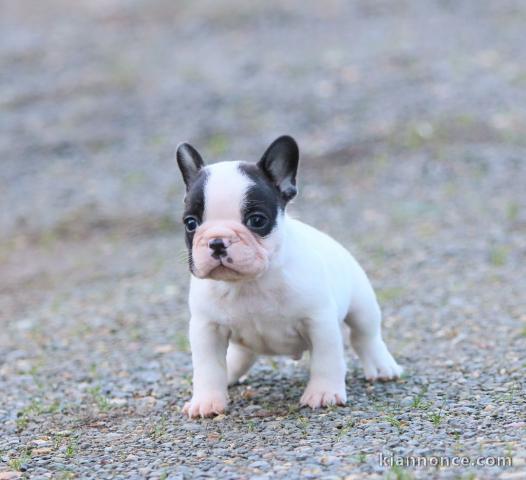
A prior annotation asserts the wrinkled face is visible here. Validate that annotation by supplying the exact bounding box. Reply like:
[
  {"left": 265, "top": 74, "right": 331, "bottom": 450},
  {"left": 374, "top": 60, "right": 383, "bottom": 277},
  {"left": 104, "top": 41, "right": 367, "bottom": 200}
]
[
  {"left": 183, "top": 162, "right": 283, "bottom": 280},
  {"left": 177, "top": 136, "right": 299, "bottom": 282}
]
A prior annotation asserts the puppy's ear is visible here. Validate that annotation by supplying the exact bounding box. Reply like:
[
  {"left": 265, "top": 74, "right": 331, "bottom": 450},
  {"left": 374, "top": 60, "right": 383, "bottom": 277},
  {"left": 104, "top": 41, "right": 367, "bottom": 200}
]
[
  {"left": 176, "top": 142, "right": 205, "bottom": 190},
  {"left": 257, "top": 135, "right": 299, "bottom": 202}
]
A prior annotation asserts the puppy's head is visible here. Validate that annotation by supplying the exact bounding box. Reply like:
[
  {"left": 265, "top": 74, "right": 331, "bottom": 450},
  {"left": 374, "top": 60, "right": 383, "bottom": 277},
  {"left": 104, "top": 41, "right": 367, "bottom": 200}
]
[{"left": 176, "top": 135, "right": 299, "bottom": 281}]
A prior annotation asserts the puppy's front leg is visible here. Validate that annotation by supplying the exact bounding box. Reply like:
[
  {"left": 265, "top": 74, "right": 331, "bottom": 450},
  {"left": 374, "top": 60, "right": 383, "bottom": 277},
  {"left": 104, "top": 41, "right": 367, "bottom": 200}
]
[
  {"left": 300, "top": 309, "right": 347, "bottom": 409},
  {"left": 183, "top": 318, "right": 229, "bottom": 418}
]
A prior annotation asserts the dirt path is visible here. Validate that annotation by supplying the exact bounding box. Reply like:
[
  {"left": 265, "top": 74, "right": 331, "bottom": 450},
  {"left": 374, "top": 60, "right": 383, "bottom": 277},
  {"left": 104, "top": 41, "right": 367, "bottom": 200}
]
[{"left": 1, "top": 1, "right": 525, "bottom": 479}]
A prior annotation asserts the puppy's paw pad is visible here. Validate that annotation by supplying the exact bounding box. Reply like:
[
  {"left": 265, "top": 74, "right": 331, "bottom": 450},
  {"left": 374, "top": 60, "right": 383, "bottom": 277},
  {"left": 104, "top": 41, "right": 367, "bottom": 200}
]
[
  {"left": 300, "top": 384, "right": 347, "bottom": 409},
  {"left": 182, "top": 393, "right": 228, "bottom": 418}
]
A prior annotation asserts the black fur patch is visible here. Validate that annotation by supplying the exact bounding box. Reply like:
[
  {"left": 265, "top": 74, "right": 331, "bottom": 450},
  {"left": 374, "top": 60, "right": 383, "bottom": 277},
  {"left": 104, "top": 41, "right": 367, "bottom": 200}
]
[
  {"left": 182, "top": 169, "right": 208, "bottom": 272},
  {"left": 238, "top": 163, "right": 284, "bottom": 237},
  {"left": 257, "top": 135, "right": 299, "bottom": 202}
]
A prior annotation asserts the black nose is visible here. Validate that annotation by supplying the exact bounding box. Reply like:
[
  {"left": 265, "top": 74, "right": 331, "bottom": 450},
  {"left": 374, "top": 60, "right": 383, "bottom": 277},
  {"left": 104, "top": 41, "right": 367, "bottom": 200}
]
[{"left": 208, "top": 238, "right": 227, "bottom": 258}]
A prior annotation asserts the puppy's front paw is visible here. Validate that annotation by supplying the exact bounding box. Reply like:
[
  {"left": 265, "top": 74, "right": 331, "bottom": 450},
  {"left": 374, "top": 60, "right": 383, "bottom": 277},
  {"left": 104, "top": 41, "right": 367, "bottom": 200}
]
[
  {"left": 359, "top": 340, "right": 403, "bottom": 381},
  {"left": 300, "top": 381, "right": 347, "bottom": 409},
  {"left": 365, "top": 359, "right": 403, "bottom": 382},
  {"left": 182, "top": 392, "right": 228, "bottom": 418}
]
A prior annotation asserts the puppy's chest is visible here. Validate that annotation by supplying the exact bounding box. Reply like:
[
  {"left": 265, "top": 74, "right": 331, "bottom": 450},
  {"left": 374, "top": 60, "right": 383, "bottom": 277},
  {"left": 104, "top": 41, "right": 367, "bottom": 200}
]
[{"left": 212, "top": 284, "right": 308, "bottom": 357}]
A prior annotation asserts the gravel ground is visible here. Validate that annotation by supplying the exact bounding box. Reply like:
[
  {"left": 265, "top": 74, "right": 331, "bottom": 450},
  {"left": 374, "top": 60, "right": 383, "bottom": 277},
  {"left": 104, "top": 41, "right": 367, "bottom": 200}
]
[{"left": 1, "top": 1, "right": 525, "bottom": 479}]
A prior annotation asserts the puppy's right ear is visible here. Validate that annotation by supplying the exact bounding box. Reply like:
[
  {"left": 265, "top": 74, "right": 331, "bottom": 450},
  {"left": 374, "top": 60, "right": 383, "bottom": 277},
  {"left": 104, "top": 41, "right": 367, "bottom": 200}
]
[{"left": 176, "top": 142, "right": 205, "bottom": 191}]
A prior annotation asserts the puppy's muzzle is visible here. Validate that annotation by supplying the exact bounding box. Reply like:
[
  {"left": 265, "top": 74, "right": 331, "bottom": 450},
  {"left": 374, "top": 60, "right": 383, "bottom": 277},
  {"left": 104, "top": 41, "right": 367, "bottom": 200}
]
[
  {"left": 208, "top": 238, "right": 229, "bottom": 259},
  {"left": 191, "top": 221, "right": 269, "bottom": 279}
]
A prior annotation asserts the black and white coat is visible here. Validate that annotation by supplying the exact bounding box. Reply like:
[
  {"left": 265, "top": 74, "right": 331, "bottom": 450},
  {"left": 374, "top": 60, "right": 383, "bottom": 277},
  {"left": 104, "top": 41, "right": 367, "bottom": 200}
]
[{"left": 176, "top": 136, "right": 402, "bottom": 418}]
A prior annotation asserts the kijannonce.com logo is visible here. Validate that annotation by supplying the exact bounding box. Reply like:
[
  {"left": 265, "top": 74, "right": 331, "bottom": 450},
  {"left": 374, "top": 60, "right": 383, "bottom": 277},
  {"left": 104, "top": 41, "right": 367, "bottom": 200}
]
[{"left": 379, "top": 453, "right": 513, "bottom": 468}]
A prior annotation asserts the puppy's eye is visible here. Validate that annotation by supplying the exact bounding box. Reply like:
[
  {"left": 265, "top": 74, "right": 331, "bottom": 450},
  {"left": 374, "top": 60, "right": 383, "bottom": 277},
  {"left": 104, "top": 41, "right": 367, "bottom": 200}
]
[
  {"left": 246, "top": 213, "right": 268, "bottom": 230},
  {"left": 184, "top": 216, "right": 199, "bottom": 233}
]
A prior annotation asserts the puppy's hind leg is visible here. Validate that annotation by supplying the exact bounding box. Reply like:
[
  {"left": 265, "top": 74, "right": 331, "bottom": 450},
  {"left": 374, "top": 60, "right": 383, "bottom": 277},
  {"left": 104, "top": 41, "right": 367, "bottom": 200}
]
[
  {"left": 346, "top": 291, "right": 403, "bottom": 381},
  {"left": 227, "top": 342, "right": 257, "bottom": 386}
]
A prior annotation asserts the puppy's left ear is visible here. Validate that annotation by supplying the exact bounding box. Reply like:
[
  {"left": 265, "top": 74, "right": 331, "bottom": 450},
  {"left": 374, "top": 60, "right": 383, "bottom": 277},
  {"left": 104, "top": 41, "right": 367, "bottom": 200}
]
[
  {"left": 176, "top": 142, "right": 205, "bottom": 191},
  {"left": 257, "top": 135, "right": 299, "bottom": 202}
]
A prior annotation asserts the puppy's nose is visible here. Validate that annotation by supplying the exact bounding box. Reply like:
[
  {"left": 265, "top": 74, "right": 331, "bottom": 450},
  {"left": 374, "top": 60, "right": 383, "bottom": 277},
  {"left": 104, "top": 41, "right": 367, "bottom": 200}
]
[{"left": 208, "top": 238, "right": 227, "bottom": 258}]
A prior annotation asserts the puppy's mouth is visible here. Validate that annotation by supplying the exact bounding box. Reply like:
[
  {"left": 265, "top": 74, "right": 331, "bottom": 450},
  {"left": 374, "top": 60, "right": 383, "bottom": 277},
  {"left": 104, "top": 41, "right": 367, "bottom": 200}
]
[{"left": 207, "top": 258, "right": 244, "bottom": 281}]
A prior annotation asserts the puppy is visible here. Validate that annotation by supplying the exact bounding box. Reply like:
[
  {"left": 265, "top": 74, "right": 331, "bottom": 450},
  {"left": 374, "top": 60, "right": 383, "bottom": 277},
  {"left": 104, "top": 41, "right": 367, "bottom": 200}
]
[{"left": 176, "top": 136, "right": 402, "bottom": 418}]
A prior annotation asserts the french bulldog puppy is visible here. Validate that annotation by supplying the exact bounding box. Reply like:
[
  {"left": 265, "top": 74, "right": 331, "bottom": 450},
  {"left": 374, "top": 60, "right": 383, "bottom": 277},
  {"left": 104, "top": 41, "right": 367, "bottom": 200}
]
[{"left": 177, "top": 135, "right": 402, "bottom": 418}]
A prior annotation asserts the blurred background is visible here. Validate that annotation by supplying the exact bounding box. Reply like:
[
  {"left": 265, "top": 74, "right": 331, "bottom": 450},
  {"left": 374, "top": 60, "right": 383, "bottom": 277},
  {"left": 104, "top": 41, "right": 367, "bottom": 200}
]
[
  {"left": 0, "top": 0, "right": 525, "bottom": 477},
  {"left": 2, "top": 0, "right": 525, "bottom": 238}
]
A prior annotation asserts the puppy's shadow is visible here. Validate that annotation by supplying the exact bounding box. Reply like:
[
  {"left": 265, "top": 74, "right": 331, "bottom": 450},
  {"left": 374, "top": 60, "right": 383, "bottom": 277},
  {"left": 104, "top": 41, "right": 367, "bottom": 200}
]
[
  {"left": 227, "top": 363, "right": 409, "bottom": 415},
  {"left": 228, "top": 363, "right": 306, "bottom": 414}
]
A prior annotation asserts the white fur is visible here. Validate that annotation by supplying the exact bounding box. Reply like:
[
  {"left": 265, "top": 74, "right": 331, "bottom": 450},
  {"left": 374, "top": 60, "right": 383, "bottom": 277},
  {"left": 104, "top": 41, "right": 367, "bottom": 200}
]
[
  {"left": 203, "top": 162, "right": 252, "bottom": 222},
  {"left": 182, "top": 165, "right": 402, "bottom": 418}
]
